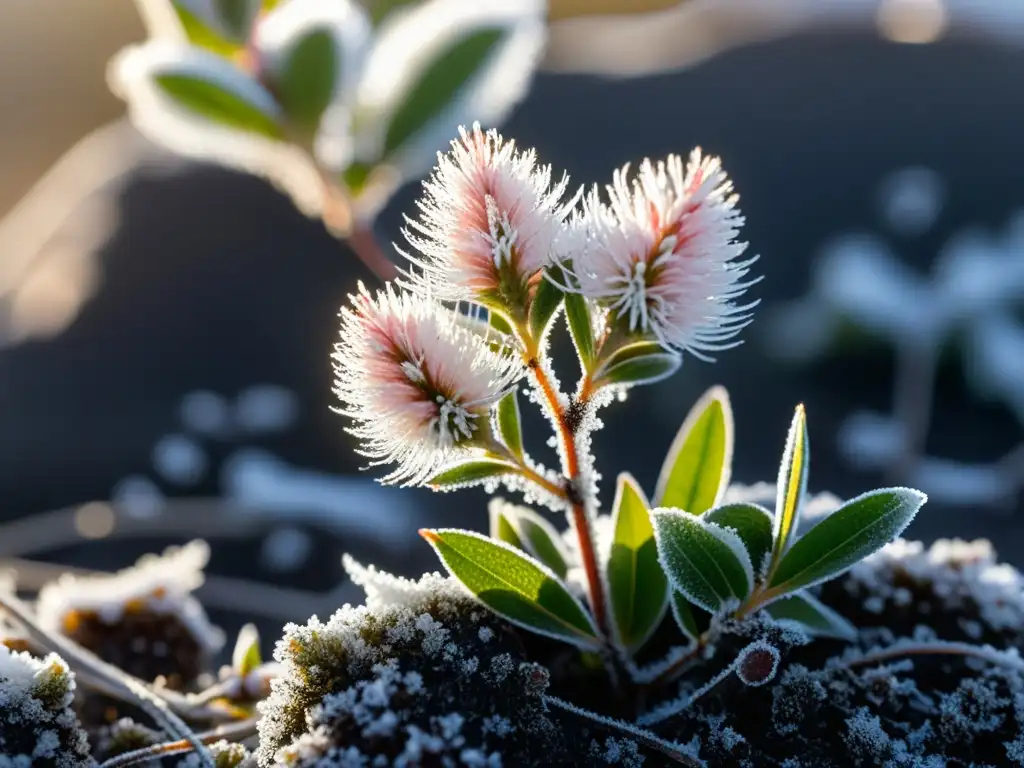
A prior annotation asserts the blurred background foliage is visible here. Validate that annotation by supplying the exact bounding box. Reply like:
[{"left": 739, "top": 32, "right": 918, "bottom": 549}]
[{"left": 0, "top": 0, "right": 1021, "bottom": 642}]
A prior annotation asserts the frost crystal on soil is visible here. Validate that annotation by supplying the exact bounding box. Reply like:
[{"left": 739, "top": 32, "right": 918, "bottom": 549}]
[
  {"left": 258, "top": 565, "right": 645, "bottom": 766},
  {"left": 0, "top": 646, "right": 92, "bottom": 767}
]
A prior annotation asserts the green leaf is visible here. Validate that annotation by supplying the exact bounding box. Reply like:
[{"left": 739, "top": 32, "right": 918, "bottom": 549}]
[
  {"left": 703, "top": 503, "right": 773, "bottom": 578},
  {"left": 495, "top": 389, "right": 524, "bottom": 460},
  {"left": 172, "top": 4, "right": 244, "bottom": 55},
  {"left": 273, "top": 29, "right": 338, "bottom": 132},
  {"left": 366, "top": 0, "right": 420, "bottom": 25},
  {"left": 768, "top": 488, "right": 927, "bottom": 594},
  {"left": 607, "top": 473, "right": 668, "bottom": 651},
  {"left": 428, "top": 459, "right": 518, "bottom": 489},
  {"left": 489, "top": 311, "right": 514, "bottom": 336},
  {"left": 420, "top": 528, "right": 600, "bottom": 649},
  {"left": 771, "top": 404, "right": 809, "bottom": 564},
  {"left": 507, "top": 507, "right": 570, "bottom": 579},
  {"left": 651, "top": 509, "right": 754, "bottom": 614},
  {"left": 528, "top": 272, "right": 565, "bottom": 342},
  {"left": 564, "top": 292, "right": 595, "bottom": 369},
  {"left": 489, "top": 502, "right": 525, "bottom": 550},
  {"left": 231, "top": 623, "right": 262, "bottom": 676},
  {"left": 594, "top": 343, "right": 681, "bottom": 388},
  {"left": 384, "top": 28, "right": 504, "bottom": 157},
  {"left": 214, "top": 0, "right": 259, "bottom": 39},
  {"left": 765, "top": 592, "right": 857, "bottom": 641},
  {"left": 670, "top": 591, "right": 710, "bottom": 643},
  {"left": 654, "top": 386, "right": 733, "bottom": 514},
  {"left": 154, "top": 74, "right": 283, "bottom": 139}
]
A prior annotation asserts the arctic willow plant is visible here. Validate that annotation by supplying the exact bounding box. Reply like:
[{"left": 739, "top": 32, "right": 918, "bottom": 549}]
[
  {"left": 332, "top": 125, "right": 929, "bottom": 685},
  {"left": 110, "top": 0, "right": 544, "bottom": 256}
]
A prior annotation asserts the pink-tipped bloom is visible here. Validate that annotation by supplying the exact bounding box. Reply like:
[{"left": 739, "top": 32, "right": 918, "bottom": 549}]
[
  {"left": 401, "top": 123, "right": 576, "bottom": 311},
  {"left": 333, "top": 284, "right": 522, "bottom": 486},
  {"left": 572, "top": 150, "right": 758, "bottom": 360}
]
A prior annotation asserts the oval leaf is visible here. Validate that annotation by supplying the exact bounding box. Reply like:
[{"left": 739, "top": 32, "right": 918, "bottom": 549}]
[
  {"left": 508, "top": 507, "right": 570, "bottom": 579},
  {"left": 384, "top": 27, "right": 504, "bottom": 156},
  {"left": 564, "top": 292, "right": 595, "bottom": 369},
  {"left": 153, "top": 72, "right": 283, "bottom": 139},
  {"left": 596, "top": 350, "right": 681, "bottom": 388},
  {"left": 420, "top": 528, "right": 600, "bottom": 649},
  {"left": 231, "top": 623, "right": 262, "bottom": 676},
  {"left": 489, "top": 501, "right": 526, "bottom": 550},
  {"left": 428, "top": 459, "right": 518, "bottom": 489},
  {"left": 765, "top": 592, "right": 858, "bottom": 641},
  {"left": 651, "top": 509, "right": 754, "bottom": 614},
  {"left": 495, "top": 389, "right": 524, "bottom": 461},
  {"left": 172, "top": 2, "right": 247, "bottom": 54},
  {"left": 771, "top": 404, "right": 809, "bottom": 564},
  {"left": 703, "top": 502, "right": 773, "bottom": 578},
  {"left": 768, "top": 488, "right": 927, "bottom": 594},
  {"left": 528, "top": 271, "right": 565, "bottom": 342},
  {"left": 607, "top": 474, "right": 668, "bottom": 651},
  {"left": 654, "top": 386, "right": 733, "bottom": 513},
  {"left": 273, "top": 29, "right": 338, "bottom": 131},
  {"left": 671, "top": 591, "right": 711, "bottom": 643}
]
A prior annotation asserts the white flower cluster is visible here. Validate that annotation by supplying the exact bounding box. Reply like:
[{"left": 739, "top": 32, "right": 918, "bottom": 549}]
[
  {"left": 110, "top": 0, "right": 546, "bottom": 223},
  {"left": 335, "top": 125, "right": 757, "bottom": 486}
]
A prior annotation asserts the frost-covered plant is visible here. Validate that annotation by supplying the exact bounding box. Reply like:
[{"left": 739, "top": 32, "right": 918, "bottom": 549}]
[
  {"left": 327, "top": 125, "right": 929, "bottom": 745},
  {"left": 0, "top": 645, "right": 93, "bottom": 767},
  {"left": 109, "top": 0, "right": 546, "bottom": 271}
]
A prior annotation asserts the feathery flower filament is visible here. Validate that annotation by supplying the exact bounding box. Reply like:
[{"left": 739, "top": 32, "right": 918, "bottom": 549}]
[
  {"left": 571, "top": 150, "right": 758, "bottom": 360},
  {"left": 333, "top": 284, "right": 522, "bottom": 485},
  {"left": 401, "top": 123, "right": 575, "bottom": 317}
]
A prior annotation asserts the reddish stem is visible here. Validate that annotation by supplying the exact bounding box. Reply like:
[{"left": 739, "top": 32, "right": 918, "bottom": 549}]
[
  {"left": 347, "top": 225, "right": 398, "bottom": 282},
  {"left": 527, "top": 354, "right": 607, "bottom": 633}
]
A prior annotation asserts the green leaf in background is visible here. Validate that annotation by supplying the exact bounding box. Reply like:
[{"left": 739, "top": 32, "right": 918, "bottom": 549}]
[
  {"left": 231, "top": 623, "right": 262, "bottom": 676},
  {"left": 172, "top": 3, "right": 245, "bottom": 55},
  {"left": 771, "top": 404, "right": 809, "bottom": 565},
  {"left": 489, "top": 502, "right": 526, "bottom": 550},
  {"left": 495, "top": 389, "right": 524, "bottom": 461},
  {"left": 654, "top": 386, "right": 733, "bottom": 513},
  {"left": 593, "top": 344, "right": 681, "bottom": 388},
  {"left": 273, "top": 29, "right": 339, "bottom": 132},
  {"left": 420, "top": 528, "right": 600, "bottom": 649},
  {"left": 428, "top": 459, "right": 518, "bottom": 489},
  {"left": 671, "top": 591, "right": 710, "bottom": 644},
  {"left": 528, "top": 272, "right": 565, "bottom": 342},
  {"left": 765, "top": 592, "right": 858, "bottom": 641},
  {"left": 607, "top": 473, "right": 668, "bottom": 651},
  {"left": 564, "top": 292, "right": 595, "bottom": 369},
  {"left": 489, "top": 311, "right": 514, "bottom": 337},
  {"left": 508, "top": 507, "right": 570, "bottom": 579},
  {"left": 213, "top": 0, "right": 260, "bottom": 40},
  {"left": 768, "top": 488, "right": 927, "bottom": 594},
  {"left": 154, "top": 74, "right": 284, "bottom": 139},
  {"left": 703, "top": 502, "right": 773, "bottom": 579},
  {"left": 364, "top": 0, "right": 420, "bottom": 26},
  {"left": 384, "top": 28, "right": 504, "bottom": 157},
  {"left": 652, "top": 509, "right": 753, "bottom": 614}
]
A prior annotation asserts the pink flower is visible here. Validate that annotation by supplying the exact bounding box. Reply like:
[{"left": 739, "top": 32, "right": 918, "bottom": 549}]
[
  {"left": 571, "top": 150, "right": 758, "bottom": 360},
  {"left": 401, "top": 123, "right": 576, "bottom": 313},
  {"left": 332, "top": 283, "right": 522, "bottom": 486}
]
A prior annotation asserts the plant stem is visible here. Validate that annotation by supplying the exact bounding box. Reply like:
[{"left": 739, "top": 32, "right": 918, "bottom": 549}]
[
  {"left": 518, "top": 327, "right": 607, "bottom": 634},
  {"left": 98, "top": 718, "right": 259, "bottom": 768},
  {"left": 348, "top": 224, "right": 398, "bottom": 281}
]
